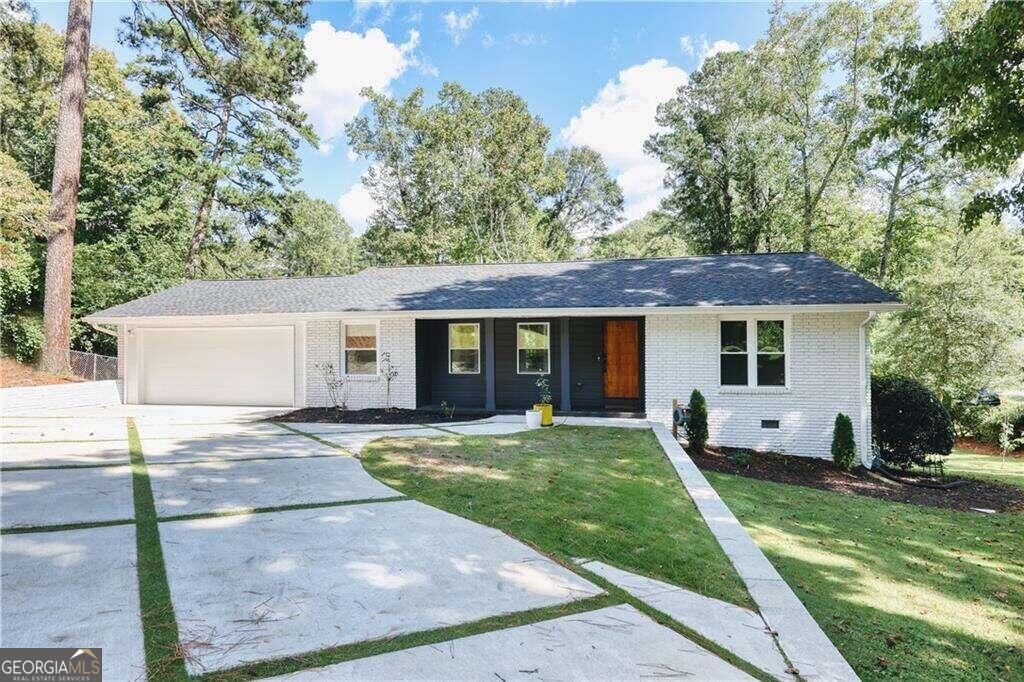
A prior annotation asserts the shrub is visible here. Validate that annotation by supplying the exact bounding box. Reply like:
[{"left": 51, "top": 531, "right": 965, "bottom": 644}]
[
  {"left": 975, "top": 402, "right": 1024, "bottom": 449},
  {"left": 686, "top": 389, "right": 708, "bottom": 453},
  {"left": 831, "top": 413, "right": 856, "bottom": 471},
  {"left": 871, "top": 375, "right": 954, "bottom": 468},
  {"left": 1, "top": 313, "right": 44, "bottom": 363}
]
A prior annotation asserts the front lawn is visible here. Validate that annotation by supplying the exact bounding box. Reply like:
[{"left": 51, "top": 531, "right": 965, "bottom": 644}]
[
  {"left": 706, "top": 471, "right": 1024, "bottom": 680},
  {"left": 360, "top": 425, "right": 752, "bottom": 608}
]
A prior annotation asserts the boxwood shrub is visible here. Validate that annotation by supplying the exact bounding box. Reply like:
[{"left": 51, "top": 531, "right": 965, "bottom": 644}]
[{"left": 871, "top": 375, "right": 954, "bottom": 468}]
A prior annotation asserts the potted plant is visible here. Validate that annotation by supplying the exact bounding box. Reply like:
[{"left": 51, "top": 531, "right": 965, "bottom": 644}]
[{"left": 533, "top": 376, "right": 553, "bottom": 427}]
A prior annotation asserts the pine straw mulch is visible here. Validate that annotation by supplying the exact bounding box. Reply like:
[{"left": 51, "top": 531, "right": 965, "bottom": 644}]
[
  {"left": 0, "top": 357, "right": 83, "bottom": 388},
  {"left": 691, "top": 445, "right": 1024, "bottom": 514}
]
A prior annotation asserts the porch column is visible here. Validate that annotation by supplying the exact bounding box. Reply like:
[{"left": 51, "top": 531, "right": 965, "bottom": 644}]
[
  {"left": 484, "top": 318, "right": 496, "bottom": 411},
  {"left": 560, "top": 317, "right": 571, "bottom": 412}
]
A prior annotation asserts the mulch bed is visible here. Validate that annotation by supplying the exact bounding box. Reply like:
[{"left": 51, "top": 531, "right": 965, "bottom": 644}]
[
  {"left": 270, "top": 407, "right": 496, "bottom": 425},
  {"left": 692, "top": 445, "right": 1024, "bottom": 514},
  {"left": 1, "top": 357, "right": 82, "bottom": 388},
  {"left": 956, "top": 438, "right": 1024, "bottom": 459}
]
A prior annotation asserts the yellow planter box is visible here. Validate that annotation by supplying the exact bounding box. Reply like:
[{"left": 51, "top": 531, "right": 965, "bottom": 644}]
[{"left": 533, "top": 403, "right": 553, "bottom": 426}]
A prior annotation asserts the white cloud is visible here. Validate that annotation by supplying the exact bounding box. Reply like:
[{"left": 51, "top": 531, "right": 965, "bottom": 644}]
[
  {"left": 481, "top": 32, "right": 495, "bottom": 48},
  {"left": 702, "top": 39, "right": 740, "bottom": 62},
  {"left": 680, "top": 34, "right": 742, "bottom": 66},
  {"left": 338, "top": 179, "right": 378, "bottom": 234},
  {"left": 509, "top": 32, "right": 543, "bottom": 47},
  {"left": 560, "top": 58, "right": 687, "bottom": 223},
  {"left": 443, "top": 6, "right": 479, "bottom": 45},
  {"left": 296, "top": 22, "right": 420, "bottom": 149}
]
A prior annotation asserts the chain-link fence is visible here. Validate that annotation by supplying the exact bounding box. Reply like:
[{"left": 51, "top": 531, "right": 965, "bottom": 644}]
[{"left": 70, "top": 350, "right": 118, "bottom": 381}]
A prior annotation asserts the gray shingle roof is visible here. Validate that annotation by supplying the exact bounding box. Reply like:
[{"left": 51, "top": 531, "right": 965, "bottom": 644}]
[{"left": 87, "top": 252, "right": 899, "bottom": 319}]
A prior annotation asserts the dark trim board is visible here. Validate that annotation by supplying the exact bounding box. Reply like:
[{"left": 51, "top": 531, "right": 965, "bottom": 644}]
[{"left": 415, "top": 316, "right": 645, "bottom": 413}]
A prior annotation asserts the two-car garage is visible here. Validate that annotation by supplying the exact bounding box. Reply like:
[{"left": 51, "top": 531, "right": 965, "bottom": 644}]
[{"left": 132, "top": 326, "right": 297, "bottom": 407}]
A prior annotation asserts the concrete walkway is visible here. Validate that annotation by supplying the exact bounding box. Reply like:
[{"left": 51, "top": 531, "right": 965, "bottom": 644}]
[
  {"left": 650, "top": 424, "right": 858, "bottom": 681},
  {"left": 577, "top": 559, "right": 793, "bottom": 681}
]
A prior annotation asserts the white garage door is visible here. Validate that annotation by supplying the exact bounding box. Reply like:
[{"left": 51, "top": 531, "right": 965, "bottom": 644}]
[{"left": 141, "top": 327, "right": 295, "bottom": 406}]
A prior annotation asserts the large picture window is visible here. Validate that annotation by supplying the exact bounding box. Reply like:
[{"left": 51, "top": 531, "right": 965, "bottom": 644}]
[
  {"left": 517, "top": 322, "right": 550, "bottom": 374},
  {"left": 344, "top": 323, "right": 377, "bottom": 375},
  {"left": 719, "top": 319, "right": 786, "bottom": 387},
  {"left": 449, "top": 323, "right": 480, "bottom": 374}
]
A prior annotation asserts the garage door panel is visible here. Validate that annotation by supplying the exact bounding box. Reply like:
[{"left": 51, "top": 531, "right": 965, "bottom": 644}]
[{"left": 142, "top": 327, "right": 294, "bottom": 406}]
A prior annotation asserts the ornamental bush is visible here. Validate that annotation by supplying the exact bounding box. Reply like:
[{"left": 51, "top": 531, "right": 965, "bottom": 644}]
[
  {"left": 831, "top": 413, "right": 856, "bottom": 471},
  {"left": 871, "top": 375, "right": 954, "bottom": 468},
  {"left": 686, "top": 389, "right": 708, "bottom": 454}
]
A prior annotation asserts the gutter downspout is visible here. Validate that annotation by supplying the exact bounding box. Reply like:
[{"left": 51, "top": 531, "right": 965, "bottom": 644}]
[{"left": 859, "top": 311, "right": 877, "bottom": 467}]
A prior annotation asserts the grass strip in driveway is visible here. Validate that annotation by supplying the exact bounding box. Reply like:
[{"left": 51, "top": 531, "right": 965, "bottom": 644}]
[
  {"left": 196, "top": 594, "right": 620, "bottom": 682},
  {"left": 272, "top": 421, "right": 358, "bottom": 452},
  {"left": 1, "top": 518, "right": 134, "bottom": 535},
  {"left": 2, "top": 461, "right": 130, "bottom": 472},
  {"left": 706, "top": 470, "right": 1024, "bottom": 680},
  {"left": 156, "top": 495, "right": 406, "bottom": 523},
  {"left": 128, "top": 418, "right": 189, "bottom": 682}
]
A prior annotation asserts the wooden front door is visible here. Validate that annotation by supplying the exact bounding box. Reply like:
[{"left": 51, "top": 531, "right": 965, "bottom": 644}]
[{"left": 603, "top": 320, "right": 639, "bottom": 399}]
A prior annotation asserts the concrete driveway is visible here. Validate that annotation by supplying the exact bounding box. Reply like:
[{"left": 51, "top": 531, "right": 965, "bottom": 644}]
[{"left": 2, "top": 406, "right": 756, "bottom": 680}]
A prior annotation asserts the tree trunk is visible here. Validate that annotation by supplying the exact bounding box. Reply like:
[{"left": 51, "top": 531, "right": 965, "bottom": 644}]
[
  {"left": 39, "top": 0, "right": 92, "bottom": 374},
  {"left": 878, "top": 155, "right": 906, "bottom": 283},
  {"left": 184, "top": 104, "right": 232, "bottom": 278}
]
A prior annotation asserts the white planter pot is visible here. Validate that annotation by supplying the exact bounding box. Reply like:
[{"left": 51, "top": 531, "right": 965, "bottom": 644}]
[{"left": 525, "top": 410, "right": 542, "bottom": 428}]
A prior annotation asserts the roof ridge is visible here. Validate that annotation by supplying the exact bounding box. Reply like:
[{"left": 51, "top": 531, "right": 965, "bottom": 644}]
[
  {"left": 365, "top": 251, "right": 819, "bottom": 271},
  {"left": 185, "top": 251, "right": 822, "bottom": 283}
]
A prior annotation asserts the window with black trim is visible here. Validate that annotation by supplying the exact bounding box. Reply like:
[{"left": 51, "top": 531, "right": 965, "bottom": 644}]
[
  {"left": 720, "top": 320, "right": 748, "bottom": 386},
  {"left": 719, "top": 319, "right": 786, "bottom": 387},
  {"left": 756, "top": 320, "right": 786, "bottom": 386},
  {"left": 449, "top": 323, "right": 480, "bottom": 374},
  {"left": 517, "top": 322, "right": 550, "bottom": 374}
]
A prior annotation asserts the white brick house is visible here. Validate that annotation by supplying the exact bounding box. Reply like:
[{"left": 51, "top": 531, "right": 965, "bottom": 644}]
[{"left": 86, "top": 253, "right": 899, "bottom": 465}]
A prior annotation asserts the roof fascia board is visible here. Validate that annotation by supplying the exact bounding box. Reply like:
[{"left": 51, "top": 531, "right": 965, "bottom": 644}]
[{"left": 84, "top": 302, "right": 905, "bottom": 326}]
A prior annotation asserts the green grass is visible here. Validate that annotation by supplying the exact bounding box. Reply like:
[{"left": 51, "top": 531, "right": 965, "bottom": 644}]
[
  {"left": 128, "top": 418, "right": 189, "bottom": 682},
  {"left": 360, "top": 425, "right": 752, "bottom": 608},
  {"left": 705, "top": 471, "right": 1024, "bottom": 680},
  {"left": 945, "top": 448, "right": 1024, "bottom": 489}
]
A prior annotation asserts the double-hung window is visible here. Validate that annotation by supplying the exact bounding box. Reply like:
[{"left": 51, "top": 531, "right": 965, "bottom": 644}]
[
  {"left": 517, "top": 322, "right": 550, "bottom": 374},
  {"left": 719, "top": 319, "right": 787, "bottom": 387},
  {"left": 449, "top": 323, "right": 480, "bottom": 374},
  {"left": 344, "top": 323, "right": 378, "bottom": 375}
]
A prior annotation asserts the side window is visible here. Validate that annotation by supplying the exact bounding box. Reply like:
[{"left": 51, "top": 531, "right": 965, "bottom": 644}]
[
  {"left": 449, "top": 323, "right": 480, "bottom": 374},
  {"left": 344, "top": 323, "right": 377, "bottom": 375},
  {"left": 756, "top": 320, "right": 786, "bottom": 386},
  {"left": 719, "top": 321, "right": 748, "bottom": 386}
]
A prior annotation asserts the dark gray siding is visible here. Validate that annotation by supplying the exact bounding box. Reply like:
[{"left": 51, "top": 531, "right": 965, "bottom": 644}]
[
  {"left": 494, "top": 318, "right": 561, "bottom": 410},
  {"left": 415, "top": 319, "right": 487, "bottom": 408}
]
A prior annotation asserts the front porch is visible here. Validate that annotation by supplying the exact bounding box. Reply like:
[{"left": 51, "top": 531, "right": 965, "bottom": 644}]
[{"left": 414, "top": 316, "right": 646, "bottom": 415}]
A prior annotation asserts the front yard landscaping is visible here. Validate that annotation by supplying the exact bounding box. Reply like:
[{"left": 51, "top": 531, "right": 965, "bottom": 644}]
[
  {"left": 360, "top": 424, "right": 752, "bottom": 608},
  {"left": 705, "top": 470, "right": 1024, "bottom": 680},
  {"left": 691, "top": 445, "right": 1024, "bottom": 513}
]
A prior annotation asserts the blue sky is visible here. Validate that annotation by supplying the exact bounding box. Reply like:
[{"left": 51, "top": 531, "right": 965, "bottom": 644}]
[{"left": 30, "top": 1, "right": 924, "bottom": 233}]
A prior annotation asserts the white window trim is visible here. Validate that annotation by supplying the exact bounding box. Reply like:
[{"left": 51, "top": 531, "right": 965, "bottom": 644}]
[
  {"left": 717, "top": 315, "right": 791, "bottom": 391},
  {"left": 448, "top": 322, "right": 481, "bottom": 375},
  {"left": 340, "top": 320, "right": 380, "bottom": 378},
  {"left": 516, "top": 321, "right": 551, "bottom": 375}
]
